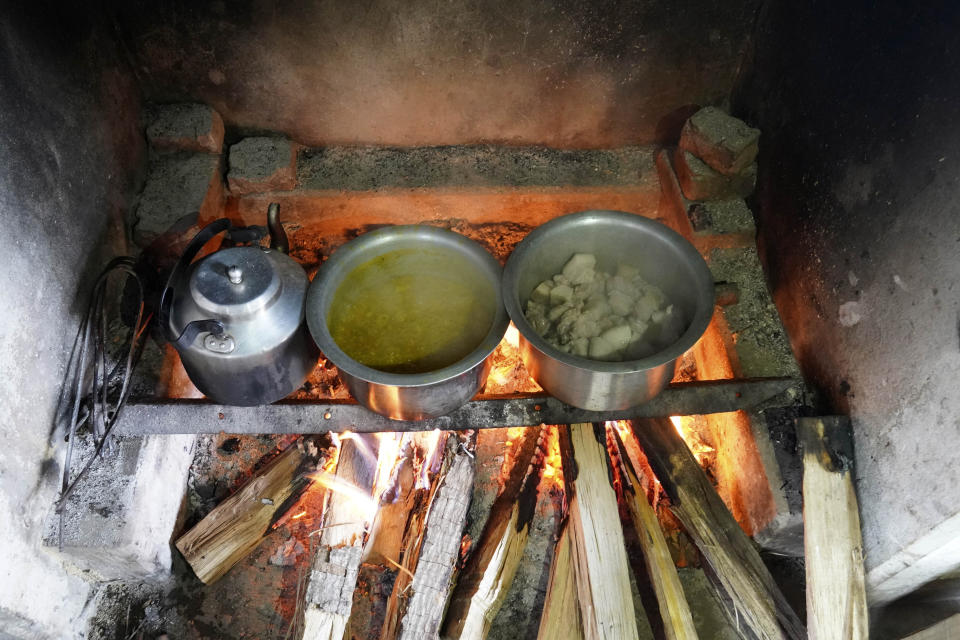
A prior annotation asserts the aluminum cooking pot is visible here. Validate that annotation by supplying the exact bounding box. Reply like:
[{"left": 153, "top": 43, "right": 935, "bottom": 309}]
[
  {"left": 160, "top": 204, "right": 318, "bottom": 406},
  {"left": 306, "top": 225, "right": 509, "bottom": 421},
  {"left": 502, "top": 210, "right": 714, "bottom": 411}
]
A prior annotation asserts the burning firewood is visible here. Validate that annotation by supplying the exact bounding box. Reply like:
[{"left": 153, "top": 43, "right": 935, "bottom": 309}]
[
  {"left": 797, "top": 417, "right": 867, "bottom": 639},
  {"left": 607, "top": 426, "right": 698, "bottom": 640},
  {"left": 560, "top": 422, "right": 641, "bottom": 640},
  {"left": 175, "top": 435, "right": 335, "bottom": 585},
  {"left": 396, "top": 432, "right": 477, "bottom": 640},
  {"left": 627, "top": 418, "right": 805, "bottom": 640},
  {"left": 441, "top": 426, "right": 547, "bottom": 639},
  {"left": 301, "top": 433, "right": 380, "bottom": 640},
  {"left": 347, "top": 430, "right": 453, "bottom": 639}
]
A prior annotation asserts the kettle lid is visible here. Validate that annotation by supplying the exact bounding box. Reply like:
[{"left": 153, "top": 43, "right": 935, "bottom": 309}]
[{"left": 188, "top": 246, "right": 282, "bottom": 317}]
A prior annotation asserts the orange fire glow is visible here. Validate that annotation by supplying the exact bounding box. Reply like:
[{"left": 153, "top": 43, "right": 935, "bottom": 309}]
[
  {"left": 540, "top": 426, "right": 563, "bottom": 487},
  {"left": 670, "top": 415, "right": 685, "bottom": 437},
  {"left": 306, "top": 468, "right": 379, "bottom": 521},
  {"left": 670, "top": 415, "right": 715, "bottom": 462},
  {"left": 291, "top": 510, "right": 307, "bottom": 520},
  {"left": 483, "top": 323, "right": 542, "bottom": 394},
  {"left": 505, "top": 323, "right": 520, "bottom": 348}
]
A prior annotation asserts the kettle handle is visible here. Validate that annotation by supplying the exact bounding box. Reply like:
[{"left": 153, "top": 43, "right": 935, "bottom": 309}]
[{"left": 159, "top": 218, "right": 235, "bottom": 349}]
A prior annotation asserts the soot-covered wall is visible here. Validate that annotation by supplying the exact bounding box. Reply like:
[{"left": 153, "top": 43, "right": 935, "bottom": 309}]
[
  {"left": 735, "top": 0, "right": 960, "bottom": 602},
  {"left": 112, "top": 0, "right": 759, "bottom": 148},
  {"left": 0, "top": 5, "right": 143, "bottom": 637}
]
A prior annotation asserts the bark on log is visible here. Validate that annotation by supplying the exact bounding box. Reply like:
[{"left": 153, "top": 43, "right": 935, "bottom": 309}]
[
  {"left": 397, "top": 433, "right": 477, "bottom": 640},
  {"left": 798, "top": 416, "right": 868, "bottom": 640},
  {"left": 441, "top": 426, "right": 546, "bottom": 639},
  {"left": 561, "top": 422, "right": 640, "bottom": 640},
  {"left": 175, "top": 435, "right": 333, "bottom": 584},
  {"left": 628, "top": 418, "right": 805, "bottom": 640}
]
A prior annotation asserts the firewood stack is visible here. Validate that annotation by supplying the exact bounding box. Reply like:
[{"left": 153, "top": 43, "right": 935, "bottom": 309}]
[{"left": 174, "top": 414, "right": 867, "bottom": 640}]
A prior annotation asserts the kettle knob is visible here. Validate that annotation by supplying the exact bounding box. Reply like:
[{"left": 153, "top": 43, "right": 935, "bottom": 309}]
[{"left": 227, "top": 265, "right": 243, "bottom": 284}]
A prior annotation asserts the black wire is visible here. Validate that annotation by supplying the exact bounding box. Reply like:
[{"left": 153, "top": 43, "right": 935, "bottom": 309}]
[{"left": 55, "top": 256, "right": 149, "bottom": 549}]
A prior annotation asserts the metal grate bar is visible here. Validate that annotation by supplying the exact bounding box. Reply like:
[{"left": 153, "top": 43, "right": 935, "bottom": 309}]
[{"left": 114, "top": 377, "right": 796, "bottom": 435}]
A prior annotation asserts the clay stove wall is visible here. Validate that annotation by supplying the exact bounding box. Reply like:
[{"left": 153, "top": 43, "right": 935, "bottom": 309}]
[
  {"left": 735, "top": 0, "right": 960, "bottom": 603},
  {"left": 111, "top": 0, "right": 759, "bottom": 148},
  {"left": 0, "top": 5, "right": 144, "bottom": 637}
]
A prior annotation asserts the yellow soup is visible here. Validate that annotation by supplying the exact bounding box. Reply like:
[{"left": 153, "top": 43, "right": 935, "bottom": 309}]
[{"left": 327, "top": 248, "right": 496, "bottom": 374}]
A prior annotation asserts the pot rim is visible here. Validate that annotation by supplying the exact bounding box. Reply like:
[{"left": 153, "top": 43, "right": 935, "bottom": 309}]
[
  {"left": 502, "top": 210, "right": 715, "bottom": 374},
  {"left": 306, "top": 224, "right": 510, "bottom": 388}
]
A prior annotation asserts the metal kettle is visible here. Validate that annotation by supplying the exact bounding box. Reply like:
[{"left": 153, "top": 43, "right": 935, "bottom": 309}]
[{"left": 159, "top": 204, "right": 318, "bottom": 406}]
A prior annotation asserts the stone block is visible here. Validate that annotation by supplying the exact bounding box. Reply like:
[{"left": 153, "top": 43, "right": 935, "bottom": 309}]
[
  {"left": 132, "top": 151, "right": 224, "bottom": 247},
  {"left": 297, "top": 145, "right": 659, "bottom": 191},
  {"left": 42, "top": 433, "right": 196, "bottom": 581},
  {"left": 227, "top": 136, "right": 297, "bottom": 195},
  {"left": 687, "top": 198, "right": 756, "bottom": 235},
  {"left": 679, "top": 106, "right": 760, "bottom": 175},
  {"left": 709, "top": 247, "right": 801, "bottom": 379},
  {"left": 674, "top": 148, "right": 756, "bottom": 201},
  {"left": 146, "top": 103, "right": 224, "bottom": 154}
]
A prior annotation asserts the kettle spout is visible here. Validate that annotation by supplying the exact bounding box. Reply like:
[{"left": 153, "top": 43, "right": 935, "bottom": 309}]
[{"left": 267, "top": 202, "right": 289, "bottom": 254}]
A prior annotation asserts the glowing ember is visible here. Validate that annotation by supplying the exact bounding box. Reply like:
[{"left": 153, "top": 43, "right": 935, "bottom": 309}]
[
  {"left": 322, "top": 433, "right": 342, "bottom": 473},
  {"left": 482, "top": 326, "right": 542, "bottom": 394},
  {"left": 540, "top": 426, "right": 563, "bottom": 487},
  {"left": 670, "top": 415, "right": 715, "bottom": 462}
]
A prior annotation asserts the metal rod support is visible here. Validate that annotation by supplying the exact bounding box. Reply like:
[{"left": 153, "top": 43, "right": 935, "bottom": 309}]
[{"left": 114, "top": 377, "right": 797, "bottom": 436}]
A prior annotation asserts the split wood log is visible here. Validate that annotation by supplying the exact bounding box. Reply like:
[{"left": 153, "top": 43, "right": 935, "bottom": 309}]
[
  {"left": 397, "top": 432, "right": 478, "bottom": 640},
  {"left": 441, "top": 426, "right": 547, "bottom": 640},
  {"left": 536, "top": 519, "right": 584, "bottom": 640},
  {"left": 608, "top": 429, "right": 698, "bottom": 640},
  {"left": 302, "top": 433, "right": 379, "bottom": 640},
  {"left": 175, "top": 435, "right": 334, "bottom": 584},
  {"left": 561, "top": 422, "right": 640, "bottom": 640},
  {"left": 797, "top": 416, "right": 868, "bottom": 640},
  {"left": 628, "top": 418, "right": 805, "bottom": 640}
]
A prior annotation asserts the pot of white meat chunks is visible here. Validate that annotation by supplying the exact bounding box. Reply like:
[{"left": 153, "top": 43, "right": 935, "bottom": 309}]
[{"left": 502, "top": 210, "right": 714, "bottom": 410}]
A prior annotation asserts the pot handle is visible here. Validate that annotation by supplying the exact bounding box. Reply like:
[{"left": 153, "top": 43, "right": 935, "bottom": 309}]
[{"left": 159, "top": 217, "right": 261, "bottom": 349}]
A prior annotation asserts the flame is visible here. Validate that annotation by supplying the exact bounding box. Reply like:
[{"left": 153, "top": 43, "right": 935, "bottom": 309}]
[
  {"left": 482, "top": 325, "right": 542, "bottom": 394},
  {"left": 505, "top": 323, "right": 520, "bottom": 349},
  {"left": 373, "top": 432, "right": 404, "bottom": 500},
  {"left": 540, "top": 426, "right": 563, "bottom": 487},
  {"left": 670, "top": 415, "right": 685, "bottom": 437},
  {"left": 306, "top": 469, "right": 379, "bottom": 521},
  {"left": 291, "top": 510, "right": 307, "bottom": 520},
  {"left": 413, "top": 429, "right": 444, "bottom": 490},
  {"left": 669, "top": 415, "right": 715, "bottom": 463}
]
